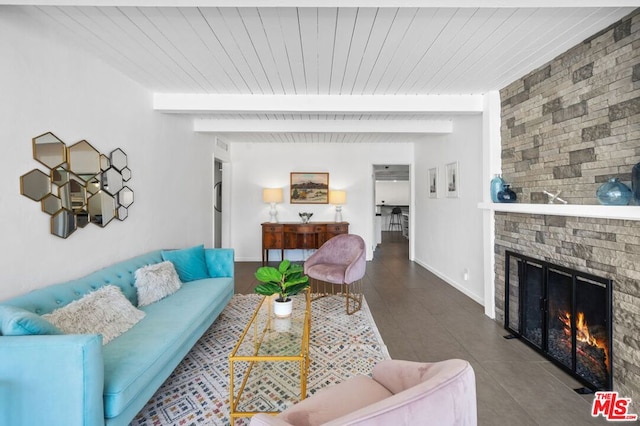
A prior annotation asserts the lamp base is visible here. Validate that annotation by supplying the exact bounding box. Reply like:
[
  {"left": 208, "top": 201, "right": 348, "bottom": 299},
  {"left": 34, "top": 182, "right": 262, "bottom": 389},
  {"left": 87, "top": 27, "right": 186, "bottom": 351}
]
[
  {"left": 269, "top": 203, "right": 278, "bottom": 223},
  {"left": 334, "top": 205, "right": 343, "bottom": 223}
]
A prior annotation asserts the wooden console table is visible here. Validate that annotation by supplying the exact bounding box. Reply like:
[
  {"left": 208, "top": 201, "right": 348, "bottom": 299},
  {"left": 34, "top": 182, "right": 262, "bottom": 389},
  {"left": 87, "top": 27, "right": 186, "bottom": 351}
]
[{"left": 261, "top": 222, "right": 349, "bottom": 265}]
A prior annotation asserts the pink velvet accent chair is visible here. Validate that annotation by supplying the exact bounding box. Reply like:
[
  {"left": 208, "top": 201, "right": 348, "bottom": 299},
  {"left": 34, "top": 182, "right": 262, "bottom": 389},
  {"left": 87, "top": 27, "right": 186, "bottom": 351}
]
[
  {"left": 304, "top": 234, "right": 366, "bottom": 314},
  {"left": 249, "top": 358, "right": 477, "bottom": 426}
]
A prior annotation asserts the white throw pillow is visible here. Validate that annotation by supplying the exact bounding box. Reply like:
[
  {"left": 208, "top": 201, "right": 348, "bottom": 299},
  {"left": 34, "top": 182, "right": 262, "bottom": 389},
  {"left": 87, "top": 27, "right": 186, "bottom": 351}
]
[
  {"left": 43, "top": 285, "right": 145, "bottom": 345},
  {"left": 135, "top": 261, "right": 182, "bottom": 307}
]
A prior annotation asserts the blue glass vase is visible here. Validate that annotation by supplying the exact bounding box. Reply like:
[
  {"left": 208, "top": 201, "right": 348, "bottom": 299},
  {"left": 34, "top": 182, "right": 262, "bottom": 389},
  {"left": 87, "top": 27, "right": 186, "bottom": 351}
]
[
  {"left": 497, "top": 184, "right": 517, "bottom": 203},
  {"left": 596, "top": 178, "right": 632, "bottom": 205},
  {"left": 490, "top": 175, "right": 505, "bottom": 203},
  {"left": 632, "top": 163, "right": 640, "bottom": 205}
]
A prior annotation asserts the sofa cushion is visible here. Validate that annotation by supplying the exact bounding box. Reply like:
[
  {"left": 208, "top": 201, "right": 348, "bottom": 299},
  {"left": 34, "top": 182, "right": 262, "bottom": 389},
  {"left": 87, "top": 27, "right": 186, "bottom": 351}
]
[
  {"left": 162, "top": 244, "right": 209, "bottom": 282},
  {"left": 101, "top": 277, "right": 233, "bottom": 419},
  {"left": 0, "top": 305, "right": 62, "bottom": 336},
  {"left": 135, "top": 261, "right": 182, "bottom": 306},
  {"left": 43, "top": 285, "right": 145, "bottom": 345}
]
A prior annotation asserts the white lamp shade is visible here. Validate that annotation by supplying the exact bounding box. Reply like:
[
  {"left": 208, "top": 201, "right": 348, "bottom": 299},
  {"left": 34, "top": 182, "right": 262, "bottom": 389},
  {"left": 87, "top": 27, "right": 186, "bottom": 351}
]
[
  {"left": 263, "top": 188, "right": 283, "bottom": 203},
  {"left": 330, "top": 190, "right": 347, "bottom": 205}
]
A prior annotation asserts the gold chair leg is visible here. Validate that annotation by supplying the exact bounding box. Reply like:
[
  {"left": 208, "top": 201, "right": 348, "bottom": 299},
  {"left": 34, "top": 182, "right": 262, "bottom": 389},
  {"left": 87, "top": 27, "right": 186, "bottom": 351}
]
[{"left": 310, "top": 277, "right": 363, "bottom": 315}]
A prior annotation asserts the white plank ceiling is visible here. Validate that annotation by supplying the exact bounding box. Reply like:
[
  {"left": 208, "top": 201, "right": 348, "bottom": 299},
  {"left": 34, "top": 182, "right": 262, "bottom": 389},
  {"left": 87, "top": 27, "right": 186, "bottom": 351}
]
[{"left": 7, "top": 2, "right": 637, "bottom": 143}]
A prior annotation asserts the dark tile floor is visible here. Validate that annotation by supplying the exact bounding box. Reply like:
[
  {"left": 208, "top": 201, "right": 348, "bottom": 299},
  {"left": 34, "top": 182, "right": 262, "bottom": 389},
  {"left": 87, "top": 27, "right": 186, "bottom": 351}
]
[{"left": 234, "top": 232, "right": 608, "bottom": 425}]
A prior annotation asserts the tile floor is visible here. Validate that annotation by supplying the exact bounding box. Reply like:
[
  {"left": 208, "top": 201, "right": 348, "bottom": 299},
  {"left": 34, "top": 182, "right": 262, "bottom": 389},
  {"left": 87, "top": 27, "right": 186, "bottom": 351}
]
[{"left": 234, "top": 232, "right": 609, "bottom": 425}]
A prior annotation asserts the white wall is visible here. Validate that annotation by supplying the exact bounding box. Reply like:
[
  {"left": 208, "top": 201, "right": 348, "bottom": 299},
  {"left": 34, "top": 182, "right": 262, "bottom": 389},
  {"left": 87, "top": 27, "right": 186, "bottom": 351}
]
[
  {"left": 413, "top": 115, "right": 485, "bottom": 304},
  {"left": 0, "top": 9, "right": 215, "bottom": 301},
  {"left": 228, "top": 142, "right": 413, "bottom": 261},
  {"left": 375, "top": 181, "right": 410, "bottom": 205}
]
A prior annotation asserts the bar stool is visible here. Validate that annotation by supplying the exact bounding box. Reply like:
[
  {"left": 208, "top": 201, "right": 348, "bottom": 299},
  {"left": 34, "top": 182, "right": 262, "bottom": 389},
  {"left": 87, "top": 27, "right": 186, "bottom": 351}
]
[{"left": 388, "top": 207, "right": 403, "bottom": 231}]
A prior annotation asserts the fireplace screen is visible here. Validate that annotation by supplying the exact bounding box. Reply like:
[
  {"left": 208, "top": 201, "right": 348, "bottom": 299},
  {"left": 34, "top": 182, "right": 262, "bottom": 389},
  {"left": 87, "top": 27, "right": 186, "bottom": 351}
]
[{"left": 504, "top": 251, "right": 612, "bottom": 391}]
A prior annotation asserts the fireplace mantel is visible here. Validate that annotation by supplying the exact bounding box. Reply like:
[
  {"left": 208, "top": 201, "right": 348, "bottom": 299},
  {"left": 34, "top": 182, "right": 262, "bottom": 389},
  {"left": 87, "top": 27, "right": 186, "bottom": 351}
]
[{"left": 478, "top": 202, "right": 640, "bottom": 221}]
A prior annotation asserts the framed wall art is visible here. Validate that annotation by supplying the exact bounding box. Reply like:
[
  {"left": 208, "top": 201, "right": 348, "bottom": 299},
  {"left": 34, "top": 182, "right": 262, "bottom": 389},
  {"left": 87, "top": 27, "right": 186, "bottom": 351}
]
[
  {"left": 290, "top": 172, "right": 329, "bottom": 204},
  {"left": 428, "top": 167, "right": 438, "bottom": 198},
  {"left": 445, "top": 161, "right": 459, "bottom": 198}
]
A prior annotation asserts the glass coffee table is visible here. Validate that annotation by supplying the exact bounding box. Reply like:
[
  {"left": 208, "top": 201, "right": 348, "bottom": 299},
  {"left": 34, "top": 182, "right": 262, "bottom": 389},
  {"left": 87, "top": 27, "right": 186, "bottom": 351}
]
[{"left": 229, "top": 289, "right": 311, "bottom": 422}]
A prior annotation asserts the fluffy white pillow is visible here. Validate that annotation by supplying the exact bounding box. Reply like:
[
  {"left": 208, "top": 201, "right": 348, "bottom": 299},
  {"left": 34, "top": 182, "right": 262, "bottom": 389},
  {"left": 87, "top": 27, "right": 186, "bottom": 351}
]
[
  {"left": 135, "top": 261, "right": 182, "bottom": 307},
  {"left": 43, "top": 285, "right": 145, "bottom": 345}
]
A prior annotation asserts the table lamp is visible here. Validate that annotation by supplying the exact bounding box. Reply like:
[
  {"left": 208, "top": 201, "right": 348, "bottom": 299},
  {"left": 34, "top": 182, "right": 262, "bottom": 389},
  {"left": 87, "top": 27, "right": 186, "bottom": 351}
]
[
  {"left": 330, "top": 190, "right": 346, "bottom": 222},
  {"left": 263, "top": 188, "right": 283, "bottom": 223}
]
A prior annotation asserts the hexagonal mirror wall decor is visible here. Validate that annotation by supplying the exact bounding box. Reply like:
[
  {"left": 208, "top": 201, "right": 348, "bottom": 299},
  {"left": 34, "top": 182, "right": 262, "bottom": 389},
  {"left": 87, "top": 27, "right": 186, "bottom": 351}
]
[{"left": 19, "top": 132, "right": 133, "bottom": 238}]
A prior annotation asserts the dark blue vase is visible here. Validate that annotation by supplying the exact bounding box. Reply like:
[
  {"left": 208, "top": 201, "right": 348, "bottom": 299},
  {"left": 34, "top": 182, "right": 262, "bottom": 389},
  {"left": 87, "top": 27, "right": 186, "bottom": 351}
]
[
  {"left": 632, "top": 163, "right": 640, "bottom": 205},
  {"left": 596, "top": 178, "right": 632, "bottom": 205},
  {"left": 497, "top": 184, "right": 517, "bottom": 203},
  {"left": 490, "top": 175, "right": 505, "bottom": 203}
]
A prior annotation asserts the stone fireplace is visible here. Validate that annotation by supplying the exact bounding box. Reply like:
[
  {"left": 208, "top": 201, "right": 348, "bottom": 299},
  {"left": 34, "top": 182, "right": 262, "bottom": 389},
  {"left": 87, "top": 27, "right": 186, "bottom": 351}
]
[
  {"left": 504, "top": 250, "right": 613, "bottom": 392},
  {"left": 494, "top": 9, "right": 639, "bottom": 407}
]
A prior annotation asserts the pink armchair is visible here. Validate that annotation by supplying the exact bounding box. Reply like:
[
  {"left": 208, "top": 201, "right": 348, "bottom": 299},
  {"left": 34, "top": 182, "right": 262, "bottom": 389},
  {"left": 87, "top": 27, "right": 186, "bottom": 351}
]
[
  {"left": 249, "top": 358, "right": 477, "bottom": 426},
  {"left": 304, "top": 234, "right": 366, "bottom": 314}
]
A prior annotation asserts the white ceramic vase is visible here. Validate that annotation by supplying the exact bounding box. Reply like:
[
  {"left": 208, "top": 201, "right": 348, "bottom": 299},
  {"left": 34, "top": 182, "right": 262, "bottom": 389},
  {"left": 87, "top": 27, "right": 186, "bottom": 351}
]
[{"left": 273, "top": 298, "right": 293, "bottom": 318}]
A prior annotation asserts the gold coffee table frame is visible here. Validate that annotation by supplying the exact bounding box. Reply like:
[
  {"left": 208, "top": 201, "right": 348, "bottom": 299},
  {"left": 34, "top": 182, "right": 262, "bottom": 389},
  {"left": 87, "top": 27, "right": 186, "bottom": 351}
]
[{"left": 229, "top": 289, "right": 311, "bottom": 422}]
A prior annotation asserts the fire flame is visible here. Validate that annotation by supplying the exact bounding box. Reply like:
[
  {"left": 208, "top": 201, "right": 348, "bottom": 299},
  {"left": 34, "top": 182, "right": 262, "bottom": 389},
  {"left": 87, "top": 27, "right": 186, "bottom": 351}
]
[{"left": 559, "top": 311, "right": 609, "bottom": 371}]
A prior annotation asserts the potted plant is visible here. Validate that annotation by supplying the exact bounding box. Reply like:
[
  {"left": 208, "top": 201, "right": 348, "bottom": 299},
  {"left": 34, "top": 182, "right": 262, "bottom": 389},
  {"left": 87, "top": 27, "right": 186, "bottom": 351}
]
[{"left": 255, "top": 259, "right": 309, "bottom": 317}]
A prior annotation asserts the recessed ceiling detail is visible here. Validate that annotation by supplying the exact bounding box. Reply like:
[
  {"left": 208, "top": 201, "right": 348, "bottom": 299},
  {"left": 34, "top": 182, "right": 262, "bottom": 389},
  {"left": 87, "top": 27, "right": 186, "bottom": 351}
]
[{"left": 19, "top": 132, "right": 134, "bottom": 238}]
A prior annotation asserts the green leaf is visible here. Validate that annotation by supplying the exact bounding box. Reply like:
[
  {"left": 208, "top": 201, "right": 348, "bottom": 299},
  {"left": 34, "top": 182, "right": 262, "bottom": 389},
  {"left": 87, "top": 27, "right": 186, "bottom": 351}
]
[
  {"left": 254, "top": 282, "right": 281, "bottom": 296},
  {"left": 255, "top": 267, "right": 282, "bottom": 283},
  {"left": 282, "top": 276, "right": 309, "bottom": 289},
  {"left": 286, "top": 282, "right": 310, "bottom": 296},
  {"left": 278, "top": 259, "right": 291, "bottom": 273}
]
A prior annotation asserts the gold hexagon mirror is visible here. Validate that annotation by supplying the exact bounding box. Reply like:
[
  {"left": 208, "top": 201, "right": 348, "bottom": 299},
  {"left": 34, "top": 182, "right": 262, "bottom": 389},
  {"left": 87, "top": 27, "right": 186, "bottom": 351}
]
[
  {"left": 102, "top": 167, "right": 123, "bottom": 196},
  {"left": 88, "top": 191, "right": 116, "bottom": 227},
  {"left": 100, "top": 154, "right": 111, "bottom": 171},
  {"left": 33, "top": 132, "right": 66, "bottom": 169},
  {"left": 21, "top": 133, "right": 133, "bottom": 238},
  {"left": 41, "top": 194, "right": 62, "bottom": 215},
  {"left": 117, "top": 206, "right": 128, "bottom": 221},
  {"left": 20, "top": 169, "right": 51, "bottom": 201},
  {"left": 110, "top": 148, "right": 127, "bottom": 171},
  {"left": 121, "top": 167, "right": 132, "bottom": 182},
  {"left": 51, "top": 209, "right": 76, "bottom": 239},
  {"left": 118, "top": 186, "right": 134, "bottom": 208},
  {"left": 59, "top": 175, "right": 87, "bottom": 213},
  {"left": 68, "top": 140, "right": 100, "bottom": 181}
]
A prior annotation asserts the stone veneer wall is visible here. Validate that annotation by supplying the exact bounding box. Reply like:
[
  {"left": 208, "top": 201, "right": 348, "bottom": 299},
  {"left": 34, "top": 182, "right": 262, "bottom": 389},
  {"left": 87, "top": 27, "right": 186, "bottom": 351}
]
[{"left": 495, "top": 9, "right": 640, "bottom": 404}]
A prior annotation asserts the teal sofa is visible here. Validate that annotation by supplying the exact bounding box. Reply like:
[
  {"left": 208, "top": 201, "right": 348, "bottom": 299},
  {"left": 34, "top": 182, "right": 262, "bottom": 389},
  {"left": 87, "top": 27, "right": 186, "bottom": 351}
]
[{"left": 0, "top": 248, "right": 234, "bottom": 426}]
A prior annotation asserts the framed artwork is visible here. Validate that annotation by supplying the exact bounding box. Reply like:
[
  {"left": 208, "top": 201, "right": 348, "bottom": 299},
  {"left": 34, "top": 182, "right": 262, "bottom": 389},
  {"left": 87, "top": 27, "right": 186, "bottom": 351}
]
[
  {"left": 428, "top": 167, "right": 438, "bottom": 198},
  {"left": 290, "top": 172, "right": 329, "bottom": 204},
  {"left": 446, "top": 162, "right": 459, "bottom": 198}
]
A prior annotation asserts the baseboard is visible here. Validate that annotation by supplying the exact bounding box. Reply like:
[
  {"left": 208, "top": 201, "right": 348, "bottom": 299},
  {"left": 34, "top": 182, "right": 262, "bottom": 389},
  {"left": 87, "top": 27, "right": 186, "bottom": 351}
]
[{"left": 413, "top": 259, "right": 484, "bottom": 306}]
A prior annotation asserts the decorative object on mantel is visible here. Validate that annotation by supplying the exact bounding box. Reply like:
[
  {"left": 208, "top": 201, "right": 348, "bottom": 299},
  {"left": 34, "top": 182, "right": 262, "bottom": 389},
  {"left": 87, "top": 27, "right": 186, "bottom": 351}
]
[
  {"left": 596, "top": 178, "right": 632, "bottom": 206},
  {"left": 632, "top": 162, "right": 640, "bottom": 205},
  {"left": 330, "top": 190, "right": 347, "bottom": 222},
  {"left": 290, "top": 172, "right": 329, "bottom": 204},
  {"left": 298, "top": 212, "right": 313, "bottom": 223},
  {"left": 497, "top": 184, "right": 517, "bottom": 203},
  {"left": 490, "top": 174, "right": 505, "bottom": 202},
  {"left": 254, "top": 259, "right": 310, "bottom": 318},
  {"left": 19, "top": 132, "right": 133, "bottom": 239},
  {"left": 543, "top": 190, "right": 568, "bottom": 204},
  {"left": 263, "top": 188, "right": 283, "bottom": 223}
]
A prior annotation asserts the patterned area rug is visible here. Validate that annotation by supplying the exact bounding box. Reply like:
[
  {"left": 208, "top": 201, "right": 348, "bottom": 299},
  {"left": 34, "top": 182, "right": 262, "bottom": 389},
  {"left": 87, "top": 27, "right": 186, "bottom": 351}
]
[{"left": 130, "top": 294, "right": 390, "bottom": 426}]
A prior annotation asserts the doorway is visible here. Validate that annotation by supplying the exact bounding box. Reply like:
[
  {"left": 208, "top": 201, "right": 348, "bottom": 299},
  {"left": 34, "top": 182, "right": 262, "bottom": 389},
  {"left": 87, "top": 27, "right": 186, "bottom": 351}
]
[
  {"left": 214, "top": 160, "right": 223, "bottom": 248},
  {"left": 372, "top": 164, "right": 411, "bottom": 255}
]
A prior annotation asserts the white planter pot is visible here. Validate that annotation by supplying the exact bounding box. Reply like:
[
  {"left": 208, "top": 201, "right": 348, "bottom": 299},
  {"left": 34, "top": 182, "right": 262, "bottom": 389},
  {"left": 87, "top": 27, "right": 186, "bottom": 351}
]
[{"left": 273, "top": 298, "right": 293, "bottom": 318}]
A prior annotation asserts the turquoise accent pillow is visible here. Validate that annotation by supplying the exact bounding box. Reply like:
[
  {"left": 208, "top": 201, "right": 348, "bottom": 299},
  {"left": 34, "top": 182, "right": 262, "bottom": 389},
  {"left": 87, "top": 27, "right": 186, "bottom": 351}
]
[
  {"left": 161, "top": 244, "right": 210, "bottom": 282},
  {"left": 0, "top": 305, "right": 62, "bottom": 336}
]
